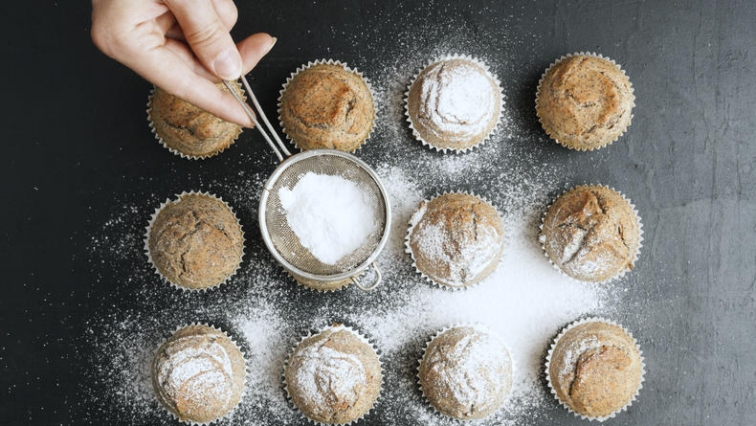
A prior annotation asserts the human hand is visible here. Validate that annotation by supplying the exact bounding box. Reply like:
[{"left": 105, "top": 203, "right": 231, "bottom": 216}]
[{"left": 91, "top": 0, "right": 276, "bottom": 127}]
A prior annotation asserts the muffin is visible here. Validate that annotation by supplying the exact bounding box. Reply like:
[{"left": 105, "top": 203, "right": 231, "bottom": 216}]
[
  {"left": 146, "top": 192, "right": 244, "bottom": 290},
  {"left": 284, "top": 325, "right": 382, "bottom": 424},
  {"left": 148, "top": 82, "right": 244, "bottom": 159},
  {"left": 152, "top": 324, "right": 247, "bottom": 423},
  {"left": 546, "top": 318, "right": 644, "bottom": 420},
  {"left": 418, "top": 326, "right": 513, "bottom": 420},
  {"left": 406, "top": 56, "right": 502, "bottom": 153},
  {"left": 406, "top": 193, "right": 504, "bottom": 289},
  {"left": 539, "top": 185, "right": 642, "bottom": 283},
  {"left": 536, "top": 53, "right": 634, "bottom": 151},
  {"left": 278, "top": 60, "right": 375, "bottom": 152}
]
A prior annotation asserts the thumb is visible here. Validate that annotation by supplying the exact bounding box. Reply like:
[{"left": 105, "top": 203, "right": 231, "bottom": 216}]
[{"left": 166, "top": 0, "right": 242, "bottom": 80}]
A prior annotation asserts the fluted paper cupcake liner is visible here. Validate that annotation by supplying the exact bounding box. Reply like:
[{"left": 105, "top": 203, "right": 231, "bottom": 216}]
[
  {"left": 404, "top": 54, "right": 504, "bottom": 154},
  {"left": 282, "top": 324, "right": 383, "bottom": 426},
  {"left": 277, "top": 59, "right": 376, "bottom": 154},
  {"left": 538, "top": 184, "right": 643, "bottom": 284},
  {"left": 535, "top": 52, "right": 635, "bottom": 151},
  {"left": 544, "top": 317, "right": 645, "bottom": 422},
  {"left": 152, "top": 323, "right": 249, "bottom": 425},
  {"left": 405, "top": 191, "right": 505, "bottom": 291},
  {"left": 416, "top": 324, "right": 515, "bottom": 421},
  {"left": 147, "top": 83, "right": 244, "bottom": 160},
  {"left": 145, "top": 191, "right": 245, "bottom": 292}
]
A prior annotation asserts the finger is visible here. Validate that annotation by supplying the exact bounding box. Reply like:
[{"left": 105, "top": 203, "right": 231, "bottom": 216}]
[
  {"left": 237, "top": 33, "right": 277, "bottom": 75},
  {"left": 211, "top": 0, "right": 238, "bottom": 30},
  {"left": 165, "top": 0, "right": 242, "bottom": 80},
  {"left": 164, "top": 0, "right": 236, "bottom": 41}
]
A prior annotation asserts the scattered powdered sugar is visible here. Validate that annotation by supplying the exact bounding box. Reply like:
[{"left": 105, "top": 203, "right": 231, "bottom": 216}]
[
  {"left": 418, "top": 60, "right": 498, "bottom": 139},
  {"left": 78, "top": 25, "right": 629, "bottom": 426},
  {"left": 279, "top": 172, "right": 377, "bottom": 265}
]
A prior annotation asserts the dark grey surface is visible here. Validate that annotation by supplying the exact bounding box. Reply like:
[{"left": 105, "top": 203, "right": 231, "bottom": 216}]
[{"left": 2, "top": 0, "right": 755, "bottom": 425}]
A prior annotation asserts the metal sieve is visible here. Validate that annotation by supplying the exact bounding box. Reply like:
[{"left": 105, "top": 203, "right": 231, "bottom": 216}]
[{"left": 224, "top": 77, "right": 390, "bottom": 291}]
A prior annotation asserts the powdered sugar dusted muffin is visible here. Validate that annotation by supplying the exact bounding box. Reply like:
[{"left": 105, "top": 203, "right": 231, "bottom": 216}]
[
  {"left": 418, "top": 326, "right": 513, "bottom": 420},
  {"left": 536, "top": 53, "right": 634, "bottom": 151},
  {"left": 406, "top": 193, "right": 504, "bottom": 289},
  {"left": 152, "top": 324, "right": 246, "bottom": 424},
  {"left": 539, "top": 185, "right": 641, "bottom": 283},
  {"left": 279, "top": 61, "right": 375, "bottom": 152},
  {"left": 148, "top": 83, "right": 243, "bottom": 159},
  {"left": 406, "top": 56, "right": 502, "bottom": 152},
  {"left": 284, "top": 325, "right": 382, "bottom": 424},
  {"left": 146, "top": 192, "right": 244, "bottom": 290},
  {"left": 546, "top": 318, "right": 644, "bottom": 420}
]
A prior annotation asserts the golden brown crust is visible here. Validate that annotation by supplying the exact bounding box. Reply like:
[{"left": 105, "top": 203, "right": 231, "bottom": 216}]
[
  {"left": 418, "top": 327, "right": 512, "bottom": 420},
  {"left": 149, "top": 83, "right": 243, "bottom": 158},
  {"left": 548, "top": 321, "right": 643, "bottom": 419},
  {"left": 285, "top": 327, "right": 382, "bottom": 424},
  {"left": 280, "top": 64, "right": 374, "bottom": 152},
  {"left": 148, "top": 194, "right": 244, "bottom": 289},
  {"left": 152, "top": 325, "right": 246, "bottom": 423},
  {"left": 536, "top": 55, "right": 634, "bottom": 150},
  {"left": 407, "top": 58, "right": 501, "bottom": 151},
  {"left": 408, "top": 193, "right": 504, "bottom": 288},
  {"left": 540, "top": 186, "right": 640, "bottom": 282}
]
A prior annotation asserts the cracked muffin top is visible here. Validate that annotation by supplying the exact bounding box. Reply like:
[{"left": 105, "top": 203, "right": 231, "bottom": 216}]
[
  {"left": 147, "top": 193, "right": 244, "bottom": 290},
  {"left": 540, "top": 185, "right": 641, "bottom": 282},
  {"left": 407, "top": 193, "right": 504, "bottom": 289},
  {"left": 547, "top": 320, "right": 643, "bottom": 419},
  {"left": 418, "top": 326, "right": 513, "bottom": 420},
  {"left": 536, "top": 55, "right": 634, "bottom": 151},
  {"left": 279, "top": 62, "right": 374, "bottom": 152},
  {"left": 148, "top": 83, "right": 243, "bottom": 158},
  {"left": 284, "top": 325, "right": 382, "bottom": 424}
]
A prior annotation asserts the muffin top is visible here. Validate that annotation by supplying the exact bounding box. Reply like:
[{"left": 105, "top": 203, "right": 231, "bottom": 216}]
[
  {"left": 418, "top": 326, "right": 513, "bottom": 420},
  {"left": 407, "top": 193, "right": 504, "bottom": 289},
  {"left": 285, "top": 325, "right": 382, "bottom": 424},
  {"left": 147, "top": 193, "right": 244, "bottom": 290},
  {"left": 279, "top": 62, "right": 375, "bottom": 152},
  {"left": 536, "top": 54, "right": 634, "bottom": 150},
  {"left": 406, "top": 57, "right": 501, "bottom": 152},
  {"left": 548, "top": 320, "right": 643, "bottom": 419},
  {"left": 148, "top": 83, "right": 243, "bottom": 158},
  {"left": 540, "top": 185, "right": 641, "bottom": 282},
  {"left": 152, "top": 325, "right": 246, "bottom": 423}
]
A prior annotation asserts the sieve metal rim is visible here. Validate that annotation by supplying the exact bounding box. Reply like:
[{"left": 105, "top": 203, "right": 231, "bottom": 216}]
[{"left": 258, "top": 149, "right": 391, "bottom": 282}]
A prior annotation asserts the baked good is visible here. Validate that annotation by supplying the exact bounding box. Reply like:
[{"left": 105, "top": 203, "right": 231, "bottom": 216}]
[
  {"left": 539, "top": 185, "right": 641, "bottom": 282},
  {"left": 406, "top": 56, "right": 502, "bottom": 152},
  {"left": 148, "top": 83, "right": 243, "bottom": 158},
  {"left": 279, "top": 61, "right": 375, "bottom": 152},
  {"left": 547, "top": 318, "right": 644, "bottom": 420},
  {"left": 152, "top": 325, "right": 246, "bottom": 423},
  {"left": 147, "top": 192, "right": 244, "bottom": 290},
  {"left": 418, "top": 326, "right": 513, "bottom": 420},
  {"left": 406, "top": 193, "right": 504, "bottom": 289},
  {"left": 536, "top": 53, "right": 634, "bottom": 151},
  {"left": 284, "top": 325, "right": 382, "bottom": 424}
]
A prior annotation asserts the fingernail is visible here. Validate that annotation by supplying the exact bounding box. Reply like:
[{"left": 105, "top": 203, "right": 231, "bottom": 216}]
[
  {"left": 213, "top": 49, "right": 242, "bottom": 80},
  {"left": 266, "top": 37, "right": 277, "bottom": 53}
]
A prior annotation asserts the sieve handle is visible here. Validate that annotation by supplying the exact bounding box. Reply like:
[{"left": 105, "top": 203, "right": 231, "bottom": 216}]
[{"left": 352, "top": 262, "right": 382, "bottom": 291}]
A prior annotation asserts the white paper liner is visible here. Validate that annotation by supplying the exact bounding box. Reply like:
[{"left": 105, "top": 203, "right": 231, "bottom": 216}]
[
  {"left": 535, "top": 52, "right": 635, "bottom": 151},
  {"left": 152, "top": 322, "right": 249, "bottom": 425},
  {"left": 405, "top": 191, "right": 505, "bottom": 291},
  {"left": 144, "top": 191, "right": 245, "bottom": 292},
  {"left": 416, "top": 324, "right": 515, "bottom": 421},
  {"left": 146, "top": 83, "right": 245, "bottom": 160},
  {"left": 277, "top": 59, "right": 376, "bottom": 153},
  {"left": 544, "top": 317, "right": 645, "bottom": 422},
  {"left": 538, "top": 184, "right": 643, "bottom": 284},
  {"left": 282, "top": 324, "right": 383, "bottom": 426},
  {"left": 404, "top": 54, "right": 504, "bottom": 154}
]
